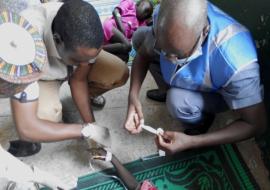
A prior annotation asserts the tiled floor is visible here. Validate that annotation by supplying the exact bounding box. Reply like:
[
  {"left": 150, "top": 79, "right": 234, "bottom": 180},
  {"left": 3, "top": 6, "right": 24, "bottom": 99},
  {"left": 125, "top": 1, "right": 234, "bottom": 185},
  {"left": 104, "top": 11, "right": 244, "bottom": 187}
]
[{"left": 0, "top": 71, "right": 269, "bottom": 189}]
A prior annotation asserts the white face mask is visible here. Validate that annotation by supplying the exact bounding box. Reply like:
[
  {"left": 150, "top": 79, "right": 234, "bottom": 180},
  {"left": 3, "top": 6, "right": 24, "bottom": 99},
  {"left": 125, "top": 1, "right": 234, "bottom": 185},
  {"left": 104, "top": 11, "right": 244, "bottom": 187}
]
[{"left": 168, "top": 45, "right": 203, "bottom": 66}]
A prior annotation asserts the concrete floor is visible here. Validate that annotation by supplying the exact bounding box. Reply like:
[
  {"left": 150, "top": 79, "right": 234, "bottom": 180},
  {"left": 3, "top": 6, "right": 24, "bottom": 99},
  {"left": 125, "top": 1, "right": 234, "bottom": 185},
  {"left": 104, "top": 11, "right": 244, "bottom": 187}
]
[{"left": 0, "top": 71, "right": 270, "bottom": 189}]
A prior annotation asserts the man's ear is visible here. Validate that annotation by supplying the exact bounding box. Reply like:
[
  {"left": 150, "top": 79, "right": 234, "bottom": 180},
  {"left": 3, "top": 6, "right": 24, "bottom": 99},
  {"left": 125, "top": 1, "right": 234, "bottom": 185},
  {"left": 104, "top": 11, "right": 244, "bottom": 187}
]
[{"left": 53, "top": 33, "right": 62, "bottom": 44}]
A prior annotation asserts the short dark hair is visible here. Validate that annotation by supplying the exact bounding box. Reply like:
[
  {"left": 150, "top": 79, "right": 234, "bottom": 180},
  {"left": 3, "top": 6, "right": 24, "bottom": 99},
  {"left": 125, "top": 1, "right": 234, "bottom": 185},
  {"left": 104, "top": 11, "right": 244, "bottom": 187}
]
[
  {"left": 53, "top": 0, "right": 103, "bottom": 51},
  {"left": 139, "top": 0, "right": 154, "bottom": 19}
]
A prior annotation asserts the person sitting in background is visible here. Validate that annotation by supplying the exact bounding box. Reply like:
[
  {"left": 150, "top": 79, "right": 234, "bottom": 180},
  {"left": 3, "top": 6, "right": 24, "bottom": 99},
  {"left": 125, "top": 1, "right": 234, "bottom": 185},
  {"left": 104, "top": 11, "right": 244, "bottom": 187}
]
[{"left": 102, "top": 0, "right": 153, "bottom": 62}]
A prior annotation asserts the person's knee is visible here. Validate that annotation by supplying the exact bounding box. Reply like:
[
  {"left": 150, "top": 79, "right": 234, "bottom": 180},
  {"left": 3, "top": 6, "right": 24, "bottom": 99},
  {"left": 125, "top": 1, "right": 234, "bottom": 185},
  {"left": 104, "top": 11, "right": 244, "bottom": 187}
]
[
  {"left": 149, "top": 62, "right": 162, "bottom": 79},
  {"left": 122, "top": 42, "right": 132, "bottom": 53},
  {"left": 132, "top": 26, "right": 151, "bottom": 50},
  {"left": 114, "top": 66, "right": 129, "bottom": 87},
  {"left": 149, "top": 62, "right": 160, "bottom": 73},
  {"left": 37, "top": 101, "right": 62, "bottom": 122},
  {"left": 166, "top": 89, "right": 202, "bottom": 124},
  {"left": 37, "top": 81, "right": 62, "bottom": 122}
]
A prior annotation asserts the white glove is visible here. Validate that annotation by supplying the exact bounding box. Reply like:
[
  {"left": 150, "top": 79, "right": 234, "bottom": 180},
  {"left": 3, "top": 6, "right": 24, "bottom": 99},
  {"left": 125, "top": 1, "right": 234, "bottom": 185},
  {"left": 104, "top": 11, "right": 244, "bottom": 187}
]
[
  {"left": 0, "top": 145, "right": 70, "bottom": 189},
  {"left": 81, "top": 123, "right": 111, "bottom": 148}
]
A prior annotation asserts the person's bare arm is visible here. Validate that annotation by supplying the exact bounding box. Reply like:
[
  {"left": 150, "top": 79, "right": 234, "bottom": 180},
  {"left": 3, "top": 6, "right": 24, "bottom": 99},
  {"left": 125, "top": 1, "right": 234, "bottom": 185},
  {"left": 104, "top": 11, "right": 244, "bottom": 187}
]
[
  {"left": 195, "top": 102, "right": 267, "bottom": 146},
  {"left": 69, "top": 64, "right": 95, "bottom": 123},
  {"left": 103, "top": 28, "right": 131, "bottom": 53},
  {"left": 91, "top": 148, "right": 139, "bottom": 189},
  {"left": 124, "top": 29, "right": 155, "bottom": 133},
  {"left": 113, "top": 8, "right": 125, "bottom": 34},
  {"left": 156, "top": 102, "right": 267, "bottom": 154},
  {"left": 11, "top": 99, "right": 82, "bottom": 142}
]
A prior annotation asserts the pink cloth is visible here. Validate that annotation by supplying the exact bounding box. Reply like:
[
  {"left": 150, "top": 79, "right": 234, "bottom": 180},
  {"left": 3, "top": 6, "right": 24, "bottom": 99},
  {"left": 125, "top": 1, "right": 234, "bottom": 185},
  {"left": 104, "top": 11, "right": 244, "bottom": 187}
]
[
  {"left": 103, "top": 0, "right": 146, "bottom": 44},
  {"left": 140, "top": 180, "right": 158, "bottom": 190}
]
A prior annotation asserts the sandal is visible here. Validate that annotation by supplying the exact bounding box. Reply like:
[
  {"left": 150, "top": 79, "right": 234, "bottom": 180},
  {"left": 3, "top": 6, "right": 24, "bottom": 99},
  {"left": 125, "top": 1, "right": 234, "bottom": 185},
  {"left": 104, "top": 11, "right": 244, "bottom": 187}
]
[
  {"left": 90, "top": 95, "right": 106, "bottom": 109},
  {"left": 89, "top": 148, "right": 112, "bottom": 162},
  {"left": 146, "top": 89, "right": 166, "bottom": 102},
  {"left": 7, "top": 140, "right": 41, "bottom": 157}
]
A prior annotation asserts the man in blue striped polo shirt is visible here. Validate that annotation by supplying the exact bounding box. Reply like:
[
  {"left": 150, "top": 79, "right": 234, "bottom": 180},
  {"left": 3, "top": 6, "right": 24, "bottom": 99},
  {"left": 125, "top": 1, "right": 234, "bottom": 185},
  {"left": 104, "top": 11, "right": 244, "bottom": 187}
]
[{"left": 124, "top": 0, "right": 266, "bottom": 154}]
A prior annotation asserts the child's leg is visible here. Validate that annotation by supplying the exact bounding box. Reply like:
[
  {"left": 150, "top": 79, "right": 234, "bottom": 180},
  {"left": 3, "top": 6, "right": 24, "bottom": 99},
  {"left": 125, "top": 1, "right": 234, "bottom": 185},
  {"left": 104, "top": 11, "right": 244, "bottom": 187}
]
[
  {"left": 103, "top": 27, "right": 131, "bottom": 55},
  {"left": 90, "top": 148, "right": 140, "bottom": 190},
  {"left": 111, "top": 155, "right": 139, "bottom": 190}
]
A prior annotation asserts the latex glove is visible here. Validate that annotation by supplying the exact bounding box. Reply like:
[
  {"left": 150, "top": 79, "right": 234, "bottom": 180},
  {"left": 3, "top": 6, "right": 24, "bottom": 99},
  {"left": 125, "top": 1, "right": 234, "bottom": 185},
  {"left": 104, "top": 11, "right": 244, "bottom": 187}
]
[
  {"left": 124, "top": 96, "right": 144, "bottom": 134},
  {"left": 81, "top": 123, "right": 111, "bottom": 148},
  {"left": 0, "top": 145, "right": 70, "bottom": 189}
]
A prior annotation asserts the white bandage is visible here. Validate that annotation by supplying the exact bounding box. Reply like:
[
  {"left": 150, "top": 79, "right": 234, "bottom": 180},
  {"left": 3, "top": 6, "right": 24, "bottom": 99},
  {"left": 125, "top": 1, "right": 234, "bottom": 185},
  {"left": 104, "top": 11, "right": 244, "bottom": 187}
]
[
  {"left": 105, "top": 150, "right": 112, "bottom": 162},
  {"left": 140, "top": 119, "right": 145, "bottom": 126},
  {"left": 157, "top": 128, "right": 164, "bottom": 136},
  {"left": 158, "top": 150, "right": 166, "bottom": 156}
]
